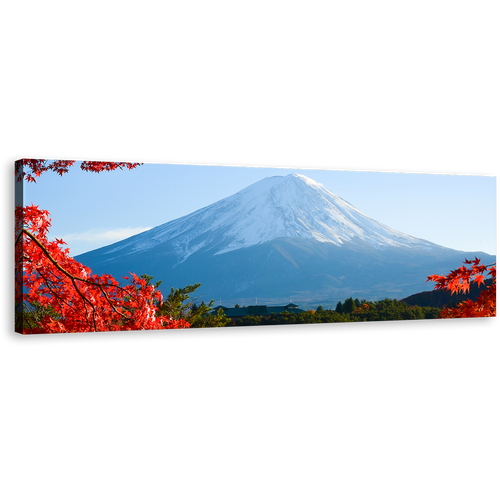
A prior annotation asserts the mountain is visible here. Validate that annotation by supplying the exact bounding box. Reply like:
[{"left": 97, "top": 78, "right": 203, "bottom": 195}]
[{"left": 76, "top": 174, "right": 495, "bottom": 308}]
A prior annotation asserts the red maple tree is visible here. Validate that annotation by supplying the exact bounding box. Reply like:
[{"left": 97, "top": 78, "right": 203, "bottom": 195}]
[
  {"left": 15, "top": 159, "right": 190, "bottom": 334},
  {"left": 427, "top": 258, "right": 496, "bottom": 318}
]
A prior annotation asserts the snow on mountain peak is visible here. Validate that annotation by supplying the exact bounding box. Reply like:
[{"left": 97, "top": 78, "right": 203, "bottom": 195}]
[
  {"left": 103, "top": 173, "right": 436, "bottom": 261},
  {"left": 290, "top": 173, "right": 322, "bottom": 186}
]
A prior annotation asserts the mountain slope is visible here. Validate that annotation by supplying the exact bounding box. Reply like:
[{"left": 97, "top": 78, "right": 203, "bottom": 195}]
[
  {"left": 97, "top": 174, "right": 439, "bottom": 262},
  {"left": 76, "top": 174, "right": 495, "bottom": 307}
]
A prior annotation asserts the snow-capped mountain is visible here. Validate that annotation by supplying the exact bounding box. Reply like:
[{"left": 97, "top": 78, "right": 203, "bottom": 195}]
[
  {"left": 100, "top": 174, "right": 436, "bottom": 262},
  {"left": 76, "top": 174, "right": 494, "bottom": 306}
]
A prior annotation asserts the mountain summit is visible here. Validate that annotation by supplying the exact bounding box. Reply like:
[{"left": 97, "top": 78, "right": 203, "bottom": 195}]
[{"left": 77, "top": 174, "right": 494, "bottom": 306}]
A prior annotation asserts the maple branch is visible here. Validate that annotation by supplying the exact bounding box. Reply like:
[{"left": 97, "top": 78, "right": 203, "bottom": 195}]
[
  {"left": 71, "top": 279, "right": 99, "bottom": 331},
  {"left": 15, "top": 229, "right": 24, "bottom": 247},
  {"left": 36, "top": 268, "right": 83, "bottom": 321},
  {"left": 16, "top": 228, "right": 128, "bottom": 324},
  {"left": 21, "top": 257, "right": 96, "bottom": 331}
]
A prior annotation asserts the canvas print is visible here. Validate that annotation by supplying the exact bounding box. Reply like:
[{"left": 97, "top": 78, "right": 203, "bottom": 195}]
[{"left": 15, "top": 160, "right": 496, "bottom": 334}]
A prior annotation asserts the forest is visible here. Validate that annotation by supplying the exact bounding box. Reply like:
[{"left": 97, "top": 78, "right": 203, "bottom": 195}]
[{"left": 227, "top": 298, "right": 442, "bottom": 327}]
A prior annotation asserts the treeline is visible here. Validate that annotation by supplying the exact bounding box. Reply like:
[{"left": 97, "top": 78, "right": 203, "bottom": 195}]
[{"left": 228, "top": 298, "right": 442, "bottom": 327}]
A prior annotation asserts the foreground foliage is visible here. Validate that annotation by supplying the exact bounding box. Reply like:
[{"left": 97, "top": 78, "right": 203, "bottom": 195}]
[
  {"left": 15, "top": 160, "right": 191, "bottom": 334},
  {"left": 427, "top": 258, "right": 496, "bottom": 318}
]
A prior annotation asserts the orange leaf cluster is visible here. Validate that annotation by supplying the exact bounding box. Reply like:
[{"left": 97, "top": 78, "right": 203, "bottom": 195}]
[
  {"left": 15, "top": 159, "right": 141, "bottom": 183},
  {"left": 353, "top": 303, "right": 370, "bottom": 314},
  {"left": 427, "top": 258, "right": 496, "bottom": 318}
]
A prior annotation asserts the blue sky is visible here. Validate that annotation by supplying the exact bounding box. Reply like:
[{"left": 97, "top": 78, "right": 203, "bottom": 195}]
[{"left": 22, "top": 162, "right": 497, "bottom": 257}]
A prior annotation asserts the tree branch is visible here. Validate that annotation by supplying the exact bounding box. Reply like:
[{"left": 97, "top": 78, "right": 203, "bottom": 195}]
[{"left": 17, "top": 228, "right": 128, "bottom": 325}]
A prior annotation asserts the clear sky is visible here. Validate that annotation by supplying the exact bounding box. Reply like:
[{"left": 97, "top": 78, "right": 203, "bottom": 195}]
[{"left": 22, "top": 162, "right": 497, "bottom": 258}]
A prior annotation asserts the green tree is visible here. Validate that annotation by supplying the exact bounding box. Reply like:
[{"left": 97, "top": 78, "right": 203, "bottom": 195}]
[
  {"left": 191, "top": 300, "right": 231, "bottom": 328},
  {"left": 297, "top": 311, "right": 319, "bottom": 324},
  {"left": 160, "top": 283, "right": 200, "bottom": 320},
  {"left": 16, "top": 301, "right": 60, "bottom": 333},
  {"left": 159, "top": 283, "right": 229, "bottom": 328},
  {"left": 343, "top": 297, "right": 356, "bottom": 314},
  {"left": 235, "top": 315, "right": 262, "bottom": 327},
  {"left": 409, "top": 306, "right": 425, "bottom": 320},
  {"left": 423, "top": 306, "right": 442, "bottom": 319}
]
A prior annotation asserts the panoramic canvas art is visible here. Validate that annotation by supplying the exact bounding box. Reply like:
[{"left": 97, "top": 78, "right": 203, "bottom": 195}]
[{"left": 15, "top": 160, "right": 496, "bottom": 334}]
